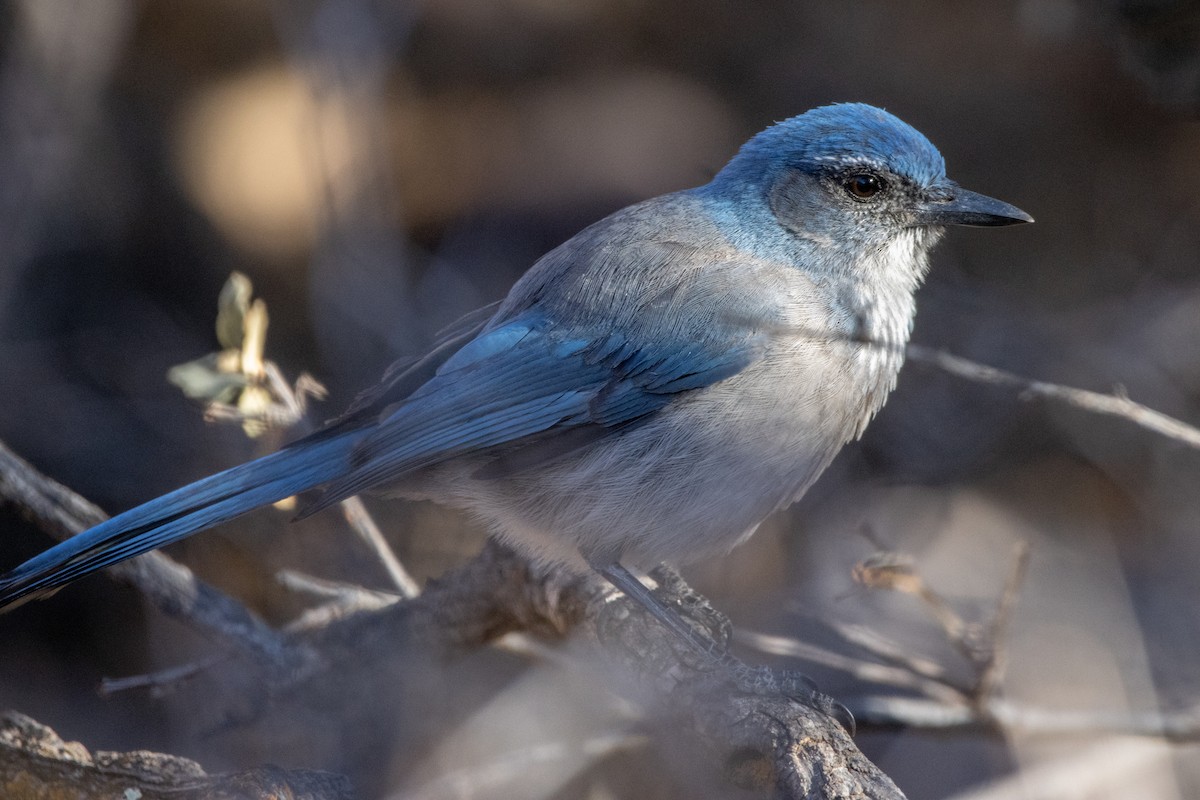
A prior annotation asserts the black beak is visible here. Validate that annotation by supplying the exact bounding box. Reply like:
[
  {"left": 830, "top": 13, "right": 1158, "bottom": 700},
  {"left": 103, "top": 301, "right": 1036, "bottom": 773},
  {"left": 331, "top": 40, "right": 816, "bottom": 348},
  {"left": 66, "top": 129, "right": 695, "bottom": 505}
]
[{"left": 916, "top": 187, "right": 1033, "bottom": 227}]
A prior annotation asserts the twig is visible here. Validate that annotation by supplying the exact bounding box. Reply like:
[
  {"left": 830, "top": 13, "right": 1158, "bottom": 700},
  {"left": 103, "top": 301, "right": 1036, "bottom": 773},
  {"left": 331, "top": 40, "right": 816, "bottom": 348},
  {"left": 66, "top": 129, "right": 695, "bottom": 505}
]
[
  {"left": 774, "top": 606, "right": 960, "bottom": 685},
  {"left": 851, "top": 695, "right": 1200, "bottom": 741},
  {"left": 99, "top": 653, "right": 229, "bottom": 698},
  {"left": 491, "top": 630, "right": 578, "bottom": 667},
  {"left": 276, "top": 568, "right": 399, "bottom": 604},
  {"left": 736, "top": 629, "right": 970, "bottom": 707},
  {"left": 339, "top": 495, "right": 420, "bottom": 597},
  {"left": 852, "top": 554, "right": 976, "bottom": 664},
  {"left": 822, "top": 620, "right": 952, "bottom": 683},
  {"left": 976, "top": 540, "right": 1030, "bottom": 701},
  {"left": 907, "top": 344, "right": 1200, "bottom": 449},
  {"left": 758, "top": 543, "right": 1200, "bottom": 744},
  {"left": 840, "top": 543, "right": 1031, "bottom": 706},
  {"left": 278, "top": 569, "right": 400, "bottom": 633}
]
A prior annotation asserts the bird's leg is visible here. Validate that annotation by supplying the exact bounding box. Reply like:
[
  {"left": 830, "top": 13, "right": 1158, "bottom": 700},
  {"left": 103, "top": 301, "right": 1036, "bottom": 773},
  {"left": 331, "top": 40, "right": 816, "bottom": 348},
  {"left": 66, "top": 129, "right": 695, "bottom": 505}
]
[
  {"left": 646, "top": 564, "right": 734, "bottom": 648},
  {"left": 597, "top": 563, "right": 731, "bottom": 661},
  {"left": 596, "top": 562, "right": 855, "bottom": 734}
]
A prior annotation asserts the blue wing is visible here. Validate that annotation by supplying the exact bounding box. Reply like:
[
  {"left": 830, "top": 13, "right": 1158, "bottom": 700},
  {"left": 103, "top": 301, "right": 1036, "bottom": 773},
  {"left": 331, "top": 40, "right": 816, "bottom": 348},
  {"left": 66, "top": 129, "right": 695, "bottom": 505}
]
[{"left": 305, "top": 310, "right": 761, "bottom": 510}]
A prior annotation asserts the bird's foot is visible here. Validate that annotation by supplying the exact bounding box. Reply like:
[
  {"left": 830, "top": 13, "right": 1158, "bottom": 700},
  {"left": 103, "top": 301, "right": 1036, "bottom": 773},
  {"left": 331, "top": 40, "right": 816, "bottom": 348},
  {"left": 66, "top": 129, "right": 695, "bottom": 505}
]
[
  {"left": 646, "top": 564, "right": 734, "bottom": 654},
  {"left": 594, "top": 563, "right": 853, "bottom": 734},
  {"left": 594, "top": 562, "right": 732, "bottom": 666}
]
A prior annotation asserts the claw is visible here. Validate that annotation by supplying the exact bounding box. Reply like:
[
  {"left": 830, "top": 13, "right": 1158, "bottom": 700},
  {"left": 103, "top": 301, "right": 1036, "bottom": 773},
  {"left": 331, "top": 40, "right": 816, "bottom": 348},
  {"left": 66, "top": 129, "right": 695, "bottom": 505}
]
[
  {"left": 597, "top": 564, "right": 855, "bottom": 735},
  {"left": 832, "top": 701, "right": 856, "bottom": 736}
]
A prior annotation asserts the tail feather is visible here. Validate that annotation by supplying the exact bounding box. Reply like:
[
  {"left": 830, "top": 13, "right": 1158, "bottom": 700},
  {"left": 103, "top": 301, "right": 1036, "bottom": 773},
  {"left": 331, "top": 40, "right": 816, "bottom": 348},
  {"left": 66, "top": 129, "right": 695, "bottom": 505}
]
[{"left": 0, "top": 430, "right": 363, "bottom": 610}]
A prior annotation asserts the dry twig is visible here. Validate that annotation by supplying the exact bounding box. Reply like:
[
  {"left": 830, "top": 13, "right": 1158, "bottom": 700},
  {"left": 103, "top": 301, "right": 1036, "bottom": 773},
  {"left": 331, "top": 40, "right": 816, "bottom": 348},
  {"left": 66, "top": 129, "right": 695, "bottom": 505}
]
[
  {"left": 744, "top": 541, "right": 1200, "bottom": 743},
  {"left": 907, "top": 345, "right": 1200, "bottom": 450},
  {"left": 0, "top": 710, "right": 354, "bottom": 800}
]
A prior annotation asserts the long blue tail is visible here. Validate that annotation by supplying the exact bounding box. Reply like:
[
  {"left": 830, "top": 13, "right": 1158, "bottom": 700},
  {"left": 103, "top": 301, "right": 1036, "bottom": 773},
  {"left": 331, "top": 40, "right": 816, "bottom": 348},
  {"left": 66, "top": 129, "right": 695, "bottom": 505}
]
[{"left": 0, "top": 429, "right": 364, "bottom": 610}]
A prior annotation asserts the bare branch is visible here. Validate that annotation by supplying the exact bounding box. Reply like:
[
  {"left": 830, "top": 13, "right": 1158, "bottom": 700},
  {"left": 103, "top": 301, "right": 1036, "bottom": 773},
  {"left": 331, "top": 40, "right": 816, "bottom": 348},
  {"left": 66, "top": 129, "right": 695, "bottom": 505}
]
[
  {"left": 753, "top": 543, "right": 1200, "bottom": 746},
  {"left": 907, "top": 345, "right": 1200, "bottom": 449},
  {"left": 851, "top": 695, "right": 1200, "bottom": 741},
  {"left": 736, "top": 629, "right": 969, "bottom": 707},
  {"left": 338, "top": 495, "right": 420, "bottom": 597},
  {"left": 593, "top": 580, "right": 905, "bottom": 799},
  {"left": 976, "top": 540, "right": 1030, "bottom": 701},
  {"left": 0, "top": 710, "right": 355, "bottom": 799},
  {"left": 852, "top": 554, "right": 981, "bottom": 666},
  {"left": 820, "top": 620, "right": 952, "bottom": 683},
  {"left": 98, "top": 653, "right": 229, "bottom": 698}
]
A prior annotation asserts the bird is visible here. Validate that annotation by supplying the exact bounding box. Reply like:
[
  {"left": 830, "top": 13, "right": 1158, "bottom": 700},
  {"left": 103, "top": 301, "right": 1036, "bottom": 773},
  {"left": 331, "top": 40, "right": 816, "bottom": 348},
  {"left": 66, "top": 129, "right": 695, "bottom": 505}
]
[{"left": 0, "top": 103, "right": 1031, "bottom": 655}]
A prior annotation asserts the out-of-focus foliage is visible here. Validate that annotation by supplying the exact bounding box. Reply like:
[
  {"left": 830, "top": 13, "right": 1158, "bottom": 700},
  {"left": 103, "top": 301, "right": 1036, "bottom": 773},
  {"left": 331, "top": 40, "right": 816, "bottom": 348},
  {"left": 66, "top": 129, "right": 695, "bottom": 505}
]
[{"left": 1, "top": 1, "right": 1200, "bottom": 798}]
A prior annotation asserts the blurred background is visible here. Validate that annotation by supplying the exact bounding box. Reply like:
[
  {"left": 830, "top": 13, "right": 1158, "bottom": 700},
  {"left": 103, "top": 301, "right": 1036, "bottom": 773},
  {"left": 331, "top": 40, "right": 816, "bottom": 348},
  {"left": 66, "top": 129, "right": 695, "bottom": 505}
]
[{"left": 1, "top": 0, "right": 1200, "bottom": 798}]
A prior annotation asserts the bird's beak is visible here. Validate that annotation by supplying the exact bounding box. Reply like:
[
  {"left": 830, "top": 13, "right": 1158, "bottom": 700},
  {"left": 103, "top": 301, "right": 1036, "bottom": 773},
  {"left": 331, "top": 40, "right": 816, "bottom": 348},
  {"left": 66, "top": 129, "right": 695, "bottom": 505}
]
[{"left": 915, "top": 187, "right": 1033, "bottom": 227}]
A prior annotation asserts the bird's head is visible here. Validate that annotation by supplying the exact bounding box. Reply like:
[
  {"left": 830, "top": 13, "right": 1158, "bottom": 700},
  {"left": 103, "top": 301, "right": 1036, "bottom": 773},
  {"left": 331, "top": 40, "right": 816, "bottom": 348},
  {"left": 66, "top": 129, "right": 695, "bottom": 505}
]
[{"left": 709, "top": 103, "right": 1031, "bottom": 260}]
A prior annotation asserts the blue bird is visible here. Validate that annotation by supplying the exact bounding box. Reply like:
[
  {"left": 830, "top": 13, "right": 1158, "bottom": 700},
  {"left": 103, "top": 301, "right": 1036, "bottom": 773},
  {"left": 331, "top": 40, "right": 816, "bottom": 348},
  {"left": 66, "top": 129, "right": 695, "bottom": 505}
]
[{"left": 0, "top": 104, "right": 1030, "bottom": 654}]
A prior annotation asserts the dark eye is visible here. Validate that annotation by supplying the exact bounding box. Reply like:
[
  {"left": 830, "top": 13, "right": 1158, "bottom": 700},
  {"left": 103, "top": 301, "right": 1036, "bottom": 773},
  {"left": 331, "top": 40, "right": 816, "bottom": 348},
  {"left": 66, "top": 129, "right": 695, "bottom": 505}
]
[{"left": 844, "top": 173, "right": 884, "bottom": 200}]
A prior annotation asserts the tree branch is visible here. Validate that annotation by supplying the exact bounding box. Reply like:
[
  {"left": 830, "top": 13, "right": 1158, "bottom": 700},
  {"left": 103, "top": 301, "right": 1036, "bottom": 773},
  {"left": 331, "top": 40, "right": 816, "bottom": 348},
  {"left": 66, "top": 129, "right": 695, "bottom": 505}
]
[
  {"left": 0, "top": 440, "right": 902, "bottom": 798},
  {"left": 0, "top": 710, "right": 355, "bottom": 800},
  {"left": 907, "top": 345, "right": 1200, "bottom": 449}
]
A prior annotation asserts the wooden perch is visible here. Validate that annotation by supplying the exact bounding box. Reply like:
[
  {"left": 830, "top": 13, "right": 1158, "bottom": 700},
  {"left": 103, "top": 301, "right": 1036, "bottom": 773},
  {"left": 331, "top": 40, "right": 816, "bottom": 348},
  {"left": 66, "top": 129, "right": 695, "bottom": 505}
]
[
  {"left": 0, "top": 437, "right": 903, "bottom": 799},
  {"left": 0, "top": 710, "right": 354, "bottom": 800}
]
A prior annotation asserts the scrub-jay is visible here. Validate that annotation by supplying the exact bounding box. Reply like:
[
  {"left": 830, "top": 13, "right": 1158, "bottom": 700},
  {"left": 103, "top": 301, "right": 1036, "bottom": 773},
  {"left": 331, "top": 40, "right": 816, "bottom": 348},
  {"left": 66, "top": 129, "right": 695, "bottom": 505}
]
[{"left": 0, "top": 104, "right": 1031, "bottom": 660}]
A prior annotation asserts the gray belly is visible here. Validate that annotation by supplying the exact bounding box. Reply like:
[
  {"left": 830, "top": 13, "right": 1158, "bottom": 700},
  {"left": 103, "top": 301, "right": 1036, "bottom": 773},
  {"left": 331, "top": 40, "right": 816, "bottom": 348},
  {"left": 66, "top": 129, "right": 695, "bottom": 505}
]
[{"left": 406, "top": 346, "right": 888, "bottom": 571}]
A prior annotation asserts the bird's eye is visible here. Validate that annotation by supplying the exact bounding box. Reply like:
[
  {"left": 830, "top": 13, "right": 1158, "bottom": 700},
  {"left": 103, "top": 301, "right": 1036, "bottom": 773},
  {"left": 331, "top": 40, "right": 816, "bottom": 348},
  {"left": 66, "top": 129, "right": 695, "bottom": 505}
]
[{"left": 844, "top": 173, "right": 884, "bottom": 200}]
